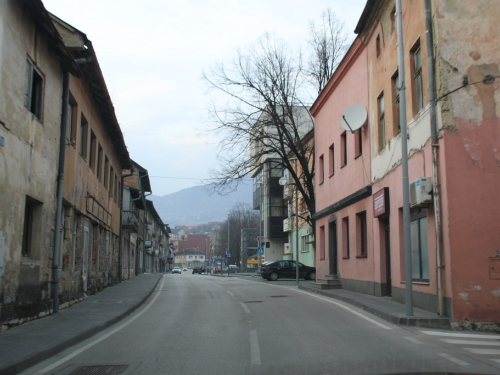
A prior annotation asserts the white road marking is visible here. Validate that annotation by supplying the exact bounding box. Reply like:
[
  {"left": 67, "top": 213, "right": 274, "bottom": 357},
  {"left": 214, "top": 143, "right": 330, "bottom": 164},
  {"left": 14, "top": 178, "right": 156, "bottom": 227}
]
[
  {"left": 239, "top": 302, "right": 251, "bottom": 314},
  {"left": 421, "top": 331, "right": 500, "bottom": 339},
  {"left": 294, "top": 288, "right": 392, "bottom": 330},
  {"left": 250, "top": 330, "right": 261, "bottom": 365},
  {"left": 441, "top": 339, "right": 500, "bottom": 346},
  {"left": 33, "top": 276, "right": 167, "bottom": 375},
  {"left": 491, "top": 359, "right": 500, "bottom": 364},
  {"left": 404, "top": 336, "right": 423, "bottom": 344},
  {"left": 226, "top": 290, "right": 234, "bottom": 296},
  {"left": 438, "top": 353, "right": 471, "bottom": 366},
  {"left": 465, "top": 348, "right": 500, "bottom": 355}
]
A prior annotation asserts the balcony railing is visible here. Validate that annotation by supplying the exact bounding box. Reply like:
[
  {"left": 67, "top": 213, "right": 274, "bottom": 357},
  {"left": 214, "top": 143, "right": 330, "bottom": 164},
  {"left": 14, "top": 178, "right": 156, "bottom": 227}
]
[{"left": 122, "top": 210, "right": 139, "bottom": 232}]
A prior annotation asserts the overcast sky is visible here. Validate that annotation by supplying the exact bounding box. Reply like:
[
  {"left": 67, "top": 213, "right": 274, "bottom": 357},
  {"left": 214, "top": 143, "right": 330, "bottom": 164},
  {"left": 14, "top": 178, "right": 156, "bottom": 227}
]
[{"left": 42, "top": 0, "right": 366, "bottom": 196}]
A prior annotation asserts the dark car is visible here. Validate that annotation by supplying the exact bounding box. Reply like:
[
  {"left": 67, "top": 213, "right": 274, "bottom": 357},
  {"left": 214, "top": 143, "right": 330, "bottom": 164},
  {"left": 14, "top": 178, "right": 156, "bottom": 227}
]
[{"left": 260, "top": 260, "right": 316, "bottom": 281}]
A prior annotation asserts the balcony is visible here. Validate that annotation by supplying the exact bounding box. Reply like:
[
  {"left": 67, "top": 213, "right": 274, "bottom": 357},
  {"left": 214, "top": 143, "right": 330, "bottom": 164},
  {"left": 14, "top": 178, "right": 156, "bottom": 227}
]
[{"left": 122, "top": 211, "right": 139, "bottom": 232}]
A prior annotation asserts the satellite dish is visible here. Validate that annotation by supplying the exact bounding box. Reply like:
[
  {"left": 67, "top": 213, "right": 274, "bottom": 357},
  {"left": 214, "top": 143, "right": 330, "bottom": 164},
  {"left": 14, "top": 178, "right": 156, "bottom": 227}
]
[
  {"left": 279, "top": 176, "right": 288, "bottom": 186},
  {"left": 341, "top": 104, "right": 367, "bottom": 133}
]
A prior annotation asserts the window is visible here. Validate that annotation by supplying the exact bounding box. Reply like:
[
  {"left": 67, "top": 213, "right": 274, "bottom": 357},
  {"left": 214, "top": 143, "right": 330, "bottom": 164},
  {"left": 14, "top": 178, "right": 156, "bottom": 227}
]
[
  {"left": 89, "top": 130, "right": 96, "bottom": 171},
  {"left": 411, "top": 208, "right": 429, "bottom": 281},
  {"left": 378, "top": 93, "right": 386, "bottom": 150},
  {"left": 104, "top": 156, "right": 109, "bottom": 189},
  {"left": 342, "top": 217, "right": 350, "bottom": 258},
  {"left": 392, "top": 71, "right": 401, "bottom": 134},
  {"left": 25, "top": 60, "right": 44, "bottom": 120},
  {"left": 114, "top": 174, "right": 118, "bottom": 203},
  {"left": 355, "top": 129, "right": 362, "bottom": 158},
  {"left": 269, "top": 161, "right": 283, "bottom": 177},
  {"left": 300, "top": 234, "right": 313, "bottom": 253},
  {"left": 328, "top": 144, "right": 334, "bottom": 176},
  {"left": 411, "top": 41, "right": 424, "bottom": 114},
  {"left": 97, "top": 144, "right": 103, "bottom": 180},
  {"left": 318, "top": 154, "right": 324, "bottom": 184},
  {"left": 22, "top": 200, "right": 34, "bottom": 257},
  {"left": 376, "top": 35, "right": 381, "bottom": 57},
  {"left": 80, "top": 113, "right": 89, "bottom": 159},
  {"left": 109, "top": 166, "right": 114, "bottom": 195},
  {"left": 340, "top": 131, "right": 347, "bottom": 167},
  {"left": 118, "top": 181, "right": 122, "bottom": 204},
  {"left": 319, "top": 225, "right": 325, "bottom": 260},
  {"left": 270, "top": 196, "right": 284, "bottom": 217},
  {"left": 356, "top": 211, "right": 367, "bottom": 257},
  {"left": 22, "top": 196, "right": 41, "bottom": 258},
  {"left": 67, "top": 93, "right": 77, "bottom": 144}
]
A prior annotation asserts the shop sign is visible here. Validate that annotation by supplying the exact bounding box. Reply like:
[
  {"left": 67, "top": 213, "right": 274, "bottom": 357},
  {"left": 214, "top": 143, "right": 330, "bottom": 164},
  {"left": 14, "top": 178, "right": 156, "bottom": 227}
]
[{"left": 373, "top": 188, "right": 390, "bottom": 217}]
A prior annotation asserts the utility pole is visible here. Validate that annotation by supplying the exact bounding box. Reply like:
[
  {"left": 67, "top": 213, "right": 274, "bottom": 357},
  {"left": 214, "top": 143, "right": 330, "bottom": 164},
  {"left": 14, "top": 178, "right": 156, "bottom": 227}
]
[
  {"left": 288, "top": 157, "right": 299, "bottom": 286},
  {"left": 396, "top": 0, "right": 413, "bottom": 316}
]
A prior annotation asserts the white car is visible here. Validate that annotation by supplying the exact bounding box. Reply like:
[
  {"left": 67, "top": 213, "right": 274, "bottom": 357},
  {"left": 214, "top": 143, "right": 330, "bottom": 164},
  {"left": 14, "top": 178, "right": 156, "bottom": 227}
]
[
  {"left": 172, "top": 267, "right": 182, "bottom": 274},
  {"left": 182, "top": 268, "right": 188, "bottom": 271}
]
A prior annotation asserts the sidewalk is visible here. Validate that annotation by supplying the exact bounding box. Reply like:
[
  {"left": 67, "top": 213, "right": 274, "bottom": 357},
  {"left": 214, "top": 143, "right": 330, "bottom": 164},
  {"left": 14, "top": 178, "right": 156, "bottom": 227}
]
[
  {"left": 299, "top": 284, "right": 450, "bottom": 329},
  {"left": 225, "top": 272, "right": 450, "bottom": 329},
  {"left": 0, "top": 273, "right": 163, "bottom": 375}
]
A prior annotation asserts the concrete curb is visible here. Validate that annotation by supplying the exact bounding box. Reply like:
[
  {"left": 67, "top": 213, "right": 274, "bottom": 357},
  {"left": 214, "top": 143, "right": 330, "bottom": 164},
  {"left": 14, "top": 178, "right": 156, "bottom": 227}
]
[
  {"left": 299, "top": 285, "right": 450, "bottom": 329},
  {"left": 0, "top": 275, "right": 163, "bottom": 375}
]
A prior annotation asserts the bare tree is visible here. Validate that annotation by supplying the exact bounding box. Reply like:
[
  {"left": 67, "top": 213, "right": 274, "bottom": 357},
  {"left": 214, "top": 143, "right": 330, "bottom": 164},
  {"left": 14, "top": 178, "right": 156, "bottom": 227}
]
[
  {"left": 204, "top": 34, "right": 316, "bottom": 224},
  {"left": 203, "top": 12, "right": 349, "bottom": 231},
  {"left": 308, "top": 8, "right": 350, "bottom": 94},
  {"left": 217, "top": 202, "right": 259, "bottom": 266}
]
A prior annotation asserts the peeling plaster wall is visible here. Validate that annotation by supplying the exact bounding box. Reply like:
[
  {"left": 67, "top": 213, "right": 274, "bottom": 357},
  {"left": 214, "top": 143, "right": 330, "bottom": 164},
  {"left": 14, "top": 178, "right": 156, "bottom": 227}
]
[
  {"left": 0, "top": 0, "right": 64, "bottom": 324},
  {"left": 434, "top": 0, "right": 500, "bottom": 322},
  {"left": 57, "top": 72, "right": 125, "bottom": 299}
]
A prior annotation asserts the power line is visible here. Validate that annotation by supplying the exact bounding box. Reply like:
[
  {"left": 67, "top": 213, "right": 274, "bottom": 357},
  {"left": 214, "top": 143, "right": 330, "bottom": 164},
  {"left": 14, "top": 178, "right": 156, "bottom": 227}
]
[{"left": 149, "top": 176, "right": 203, "bottom": 181}]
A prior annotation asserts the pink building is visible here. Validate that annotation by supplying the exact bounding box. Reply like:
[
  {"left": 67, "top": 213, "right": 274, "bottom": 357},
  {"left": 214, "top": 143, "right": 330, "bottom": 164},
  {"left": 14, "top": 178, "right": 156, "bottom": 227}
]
[
  {"left": 312, "top": 0, "right": 500, "bottom": 326},
  {"left": 311, "top": 39, "right": 373, "bottom": 293}
]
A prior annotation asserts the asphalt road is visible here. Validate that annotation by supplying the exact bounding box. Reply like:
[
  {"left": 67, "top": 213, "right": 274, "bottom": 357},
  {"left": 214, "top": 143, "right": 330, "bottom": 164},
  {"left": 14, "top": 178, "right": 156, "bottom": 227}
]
[{"left": 21, "top": 273, "right": 500, "bottom": 375}]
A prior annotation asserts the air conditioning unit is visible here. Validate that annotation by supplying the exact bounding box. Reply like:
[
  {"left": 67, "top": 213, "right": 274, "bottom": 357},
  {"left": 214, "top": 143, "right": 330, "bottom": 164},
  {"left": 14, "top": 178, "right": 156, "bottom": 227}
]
[
  {"left": 284, "top": 243, "right": 291, "bottom": 254},
  {"left": 283, "top": 218, "right": 291, "bottom": 232},
  {"left": 410, "top": 178, "right": 433, "bottom": 207}
]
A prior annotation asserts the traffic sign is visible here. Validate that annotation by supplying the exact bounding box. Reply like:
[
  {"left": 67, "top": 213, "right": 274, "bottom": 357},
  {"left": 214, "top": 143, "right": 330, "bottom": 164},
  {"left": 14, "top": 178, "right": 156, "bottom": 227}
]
[
  {"left": 257, "top": 247, "right": 264, "bottom": 254},
  {"left": 226, "top": 253, "right": 231, "bottom": 258}
]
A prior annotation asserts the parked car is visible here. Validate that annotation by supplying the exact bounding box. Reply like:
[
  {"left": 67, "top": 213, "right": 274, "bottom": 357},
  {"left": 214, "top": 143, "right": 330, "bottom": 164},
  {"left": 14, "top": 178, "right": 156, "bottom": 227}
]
[
  {"left": 260, "top": 260, "right": 316, "bottom": 281},
  {"left": 172, "top": 267, "right": 182, "bottom": 274},
  {"left": 214, "top": 267, "right": 222, "bottom": 273}
]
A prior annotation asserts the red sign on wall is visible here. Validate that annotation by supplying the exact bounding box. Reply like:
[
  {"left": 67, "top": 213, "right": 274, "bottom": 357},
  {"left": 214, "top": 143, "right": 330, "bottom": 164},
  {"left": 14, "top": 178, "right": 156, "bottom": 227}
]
[{"left": 373, "top": 188, "right": 390, "bottom": 217}]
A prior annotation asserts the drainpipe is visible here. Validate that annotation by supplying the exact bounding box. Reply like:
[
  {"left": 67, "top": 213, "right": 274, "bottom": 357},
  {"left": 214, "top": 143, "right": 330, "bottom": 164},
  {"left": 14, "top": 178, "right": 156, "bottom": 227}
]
[
  {"left": 52, "top": 70, "right": 70, "bottom": 314},
  {"left": 424, "top": 0, "right": 445, "bottom": 316},
  {"left": 118, "top": 171, "right": 133, "bottom": 282},
  {"left": 396, "top": 0, "right": 413, "bottom": 317}
]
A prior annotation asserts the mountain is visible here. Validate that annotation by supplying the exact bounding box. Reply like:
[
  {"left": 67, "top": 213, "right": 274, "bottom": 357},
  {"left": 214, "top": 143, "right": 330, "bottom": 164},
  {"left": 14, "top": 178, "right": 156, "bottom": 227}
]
[{"left": 149, "top": 179, "right": 253, "bottom": 226}]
